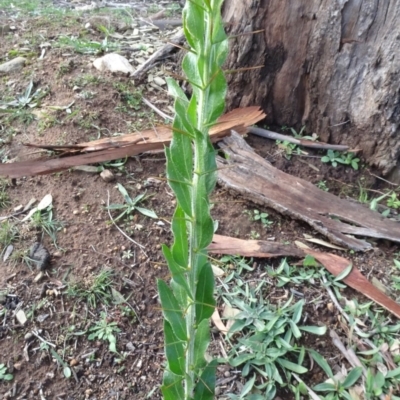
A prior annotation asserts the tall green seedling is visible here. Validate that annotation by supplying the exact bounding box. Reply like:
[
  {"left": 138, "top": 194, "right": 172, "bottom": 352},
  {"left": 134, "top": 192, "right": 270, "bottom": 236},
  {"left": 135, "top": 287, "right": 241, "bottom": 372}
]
[{"left": 157, "top": 0, "right": 228, "bottom": 399}]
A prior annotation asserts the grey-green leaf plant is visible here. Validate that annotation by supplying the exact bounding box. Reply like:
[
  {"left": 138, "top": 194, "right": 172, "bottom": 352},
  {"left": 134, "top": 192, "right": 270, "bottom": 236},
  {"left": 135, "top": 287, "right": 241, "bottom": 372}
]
[{"left": 157, "top": 0, "right": 228, "bottom": 399}]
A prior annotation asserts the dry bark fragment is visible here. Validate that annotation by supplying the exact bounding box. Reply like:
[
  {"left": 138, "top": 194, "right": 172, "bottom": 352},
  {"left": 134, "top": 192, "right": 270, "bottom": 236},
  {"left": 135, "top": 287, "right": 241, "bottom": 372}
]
[{"left": 217, "top": 131, "right": 400, "bottom": 251}]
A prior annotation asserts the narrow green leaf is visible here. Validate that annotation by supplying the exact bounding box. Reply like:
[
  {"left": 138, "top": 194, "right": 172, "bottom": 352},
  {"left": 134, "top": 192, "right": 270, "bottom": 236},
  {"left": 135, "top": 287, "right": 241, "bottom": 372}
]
[
  {"left": 291, "top": 300, "right": 304, "bottom": 324},
  {"left": 116, "top": 183, "right": 129, "bottom": 199},
  {"left": 334, "top": 264, "right": 353, "bottom": 282},
  {"left": 342, "top": 367, "right": 363, "bottom": 388},
  {"left": 164, "top": 320, "right": 185, "bottom": 376},
  {"left": 158, "top": 280, "right": 187, "bottom": 341},
  {"left": 194, "top": 319, "right": 210, "bottom": 370},
  {"left": 308, "top": 349, "right": 334, "bottom": 378},
  {"left": 166, "top": 147, "right": 192, "bottom": 217},
  {"left": 135, "top": 206, "right": 158, "bottom": 219},
  {"left": 195, "top": 197, "right": 214, "bottom": 249},
  {"left": 193, "top": 359, "right": 217, "bottom": 400},
  {"left": 166, "top": 77, "right": 189, "bottom": 105},
  {"left": 313, "top": 382, "right": 337, "bottom": 392},
  {"left": 300, "top": 325, "right": 327, "bottom": 335},
  {"left": 195, "top": 262, "right": 216, "bottom": 324},
  {"left": 205, "top": 70, "right": 227, "bottom": 125},
  {"left": 171, "top": 206, "right": 188, "bottom": 268},
  {"left": 230, "top": 353, "right": 255, "bottom": 367},
  {"left": 161, "top": 370, "right": 184, "bottom": 400},
  {"left": 386, "top": 366, "right": 400, "bottom": 378},
  {"left": 241, "top": 374, "right": 256, "bottom": 397},
  {"left": 276, "top": 358, "right": 307, "bottom": 374},
  {"left": 163, "top": 245, "right": 191, "bottom": 298}
]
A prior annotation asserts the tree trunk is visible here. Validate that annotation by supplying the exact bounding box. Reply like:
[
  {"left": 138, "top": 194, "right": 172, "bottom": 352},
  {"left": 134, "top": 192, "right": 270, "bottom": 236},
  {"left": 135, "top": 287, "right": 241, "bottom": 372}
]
[{"left": 222, "top": 0, "right": 400, "bottom": 176}]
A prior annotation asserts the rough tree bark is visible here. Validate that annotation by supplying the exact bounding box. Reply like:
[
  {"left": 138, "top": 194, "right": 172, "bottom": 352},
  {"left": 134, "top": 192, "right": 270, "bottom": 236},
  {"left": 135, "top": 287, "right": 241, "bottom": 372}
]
[{"left": 222, "top": 0, "right": 400, "bottom": 176}]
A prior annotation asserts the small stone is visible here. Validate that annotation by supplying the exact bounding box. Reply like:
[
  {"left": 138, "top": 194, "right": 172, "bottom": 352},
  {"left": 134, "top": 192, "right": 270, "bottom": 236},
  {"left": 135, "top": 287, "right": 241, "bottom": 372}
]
[
  {"left": 154, "top": 76, "right": 166, "bottom": 86},
  {"left": 30, "top": 242, "right": 51, "bottom": 270},
  {"left": 16, "top": 309, "right": 27, "bottom": 325},
  {"left": 70, "top": 359, "right": 79, "bottom": 366},
  {"left": 93, "top": 53, "right": 134, "bottom": 75},
  {"left": 73, "top": 209, "right": 79, "bottom": 215},
  {"left": 85, "top": 389, "right": 93, "bottom": 398},
  {"left": 37, "top": 313, "right": 49, "bottom": 323},
  {"left": 53, "top": 251, "right": 62, "bottom": 258},
  {"left": 13, "top": 362, "right": 22, "bottom": 371},
  {"left": 100, "top": 169, "right": 115, "bottom": 182},
  {"left": 126, "top": 342, "right": 135, "bottom": 352},
  {"left": 0, "top": 57, "right": 26, "bottom": 75},
  {"left": 24, "top": 332, "right": 34, "bottom": 341}
]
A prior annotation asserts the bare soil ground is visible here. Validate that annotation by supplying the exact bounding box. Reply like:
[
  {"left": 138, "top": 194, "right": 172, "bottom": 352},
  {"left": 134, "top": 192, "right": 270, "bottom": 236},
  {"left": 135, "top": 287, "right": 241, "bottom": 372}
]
[{"left": 0, "top": 1, "right": 400, "bottom": 399}]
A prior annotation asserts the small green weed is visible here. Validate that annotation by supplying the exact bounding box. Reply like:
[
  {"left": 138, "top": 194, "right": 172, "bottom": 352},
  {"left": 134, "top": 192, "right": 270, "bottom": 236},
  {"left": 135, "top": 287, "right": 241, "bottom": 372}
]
[
  {"left": 88, "top": 312, "right": 120, "bottom": 353},
  {"left": 0, "top": 183, "right": 10, "bottom": 209},
  {"left": 0, "top": 221, "right": 18, "bottom": 253},
  {"left": 321, "top": 150, "right": 360, "bottom": 170},
  {"left": 266, "top": 258, "right": 322, "bottom": 287},
  {"left": 121, "top": 249, "right": 134, "bottom": 260},
  {"left": 316, "top": 180, "right": 329, "bottom": 192},
  {"left": 387, "top": 192, "right": 400, "bottom": 209},
  {"left": 0, "top": 80, "right": 49, "bottom": 125},
  {"left": 114, "top": 82, "right": 143, "bottom": 111},
  {"left": 9, "top": 248, "right": 36, "bottom": 269},
  {"left": 311, "top": 351, "right": 363, "bottom": 400},
  {"left": 0, "top": 363, "right": 13, "bottom": 381},
  {"left": 244, "top": 209, "right": 273, "bottom": 228},
  {"left": 56, "top": 36, "right": 119, "bottom": 55},
  {"left": 67, "top": 269, "right": 114, "bottom": 308},
  {"left": 30, "top": 206, "right": 63, "bottom": 247},
  {"left": 107, "top": 183, "right": 158, "bottom": 223},
  {"left": 275, "top": 140, "right": 301, "bottom": 160}
]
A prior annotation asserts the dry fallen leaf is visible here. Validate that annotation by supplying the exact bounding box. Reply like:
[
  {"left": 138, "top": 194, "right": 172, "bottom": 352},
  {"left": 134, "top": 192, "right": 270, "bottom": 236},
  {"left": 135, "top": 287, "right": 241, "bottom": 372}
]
[{"left": 211, "top": 309, "right": 228, "bottom": 334}]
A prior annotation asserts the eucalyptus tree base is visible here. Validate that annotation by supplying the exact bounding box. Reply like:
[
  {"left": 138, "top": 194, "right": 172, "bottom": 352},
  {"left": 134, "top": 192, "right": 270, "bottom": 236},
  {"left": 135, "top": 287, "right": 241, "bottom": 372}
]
[{"left": 222, "top": 0, "right": 400, "bottom": 176}]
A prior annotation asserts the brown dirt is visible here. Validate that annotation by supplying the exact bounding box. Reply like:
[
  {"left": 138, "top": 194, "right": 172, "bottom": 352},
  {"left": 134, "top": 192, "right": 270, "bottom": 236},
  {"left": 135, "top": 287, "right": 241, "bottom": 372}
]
[{"left": 0, "top": 1, "right": 399, "bottom": 399}]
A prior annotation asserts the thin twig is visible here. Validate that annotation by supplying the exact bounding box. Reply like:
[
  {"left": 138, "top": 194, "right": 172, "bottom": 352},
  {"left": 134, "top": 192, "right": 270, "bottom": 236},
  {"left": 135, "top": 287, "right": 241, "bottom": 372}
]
[
  {"left": 367, "top": 169, "right": 399, "bottom": 187},
  {"left": 249, "top": 126, "right": 350, "bottom": 151},
  {"left": 31, "top": 329, "right": 56, "bottom": 348},
  {"left": 142, "top": 97, "right": 173, "bottom": 121}
]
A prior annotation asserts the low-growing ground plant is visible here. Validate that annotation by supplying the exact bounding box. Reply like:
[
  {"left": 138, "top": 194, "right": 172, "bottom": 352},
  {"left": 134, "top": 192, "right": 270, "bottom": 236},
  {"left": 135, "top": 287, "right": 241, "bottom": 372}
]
[
  {"left": 0, "top": 363, "right": 13, "bottom": 381},
  {"left": 67, "top": 269, "right": 114, "bottom": 308},
  {"left": 321, "top": 149, "right": 360, "bottom": 170},
  {"left": 217, "top": 270, "right": 326, "bottom": 399},
  {"left": 106, "top": 183, "right": 157, "bottom": 222},
  {"left": 30, "top": 206, "right": 63, "bottom": 247},
  {"left": 88, "top": 311, "right": 120, "bottom": 353}
]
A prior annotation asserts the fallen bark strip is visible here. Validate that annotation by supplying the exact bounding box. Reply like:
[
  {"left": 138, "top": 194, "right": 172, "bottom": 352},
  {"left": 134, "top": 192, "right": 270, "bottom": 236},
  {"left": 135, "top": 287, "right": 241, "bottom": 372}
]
[
  {"left": 306, "top": 248, "right": 400, "bottom": 319},
  {"left": 131, "top": 29, "right": 185, "bottom": 80},
  {"left": 217, "top": 131, "right": 400, "bottom": 251},
  {"left": 0, "top": 107, "right": 265, "bottom": 178},
  {"left": 249, "top": 126, "right": 350, "bottom": 151},
  {"left": 208, "top": 234, "right": 304, "bottom": 258},
  {"left": 209, "top": 234, "right": 400, "bottom": 319}
]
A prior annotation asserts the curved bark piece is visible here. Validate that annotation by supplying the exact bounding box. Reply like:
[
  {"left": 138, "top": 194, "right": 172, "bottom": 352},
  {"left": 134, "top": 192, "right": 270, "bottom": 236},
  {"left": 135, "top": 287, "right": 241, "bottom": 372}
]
[
  {"left": 0, "top": 107, "right": 265, "bottom": 178},
  {"left": 222, "top": 0, "right": 400, "bottom": 175},
  {"left": 208, "top": 234, "right": 304, "bottom": 258},
  {"left": 217, "top": 131, "right": 400, "bottom": 251},
  {"left": 306, "top": 248, "right": 400, "bottom": 320}
]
